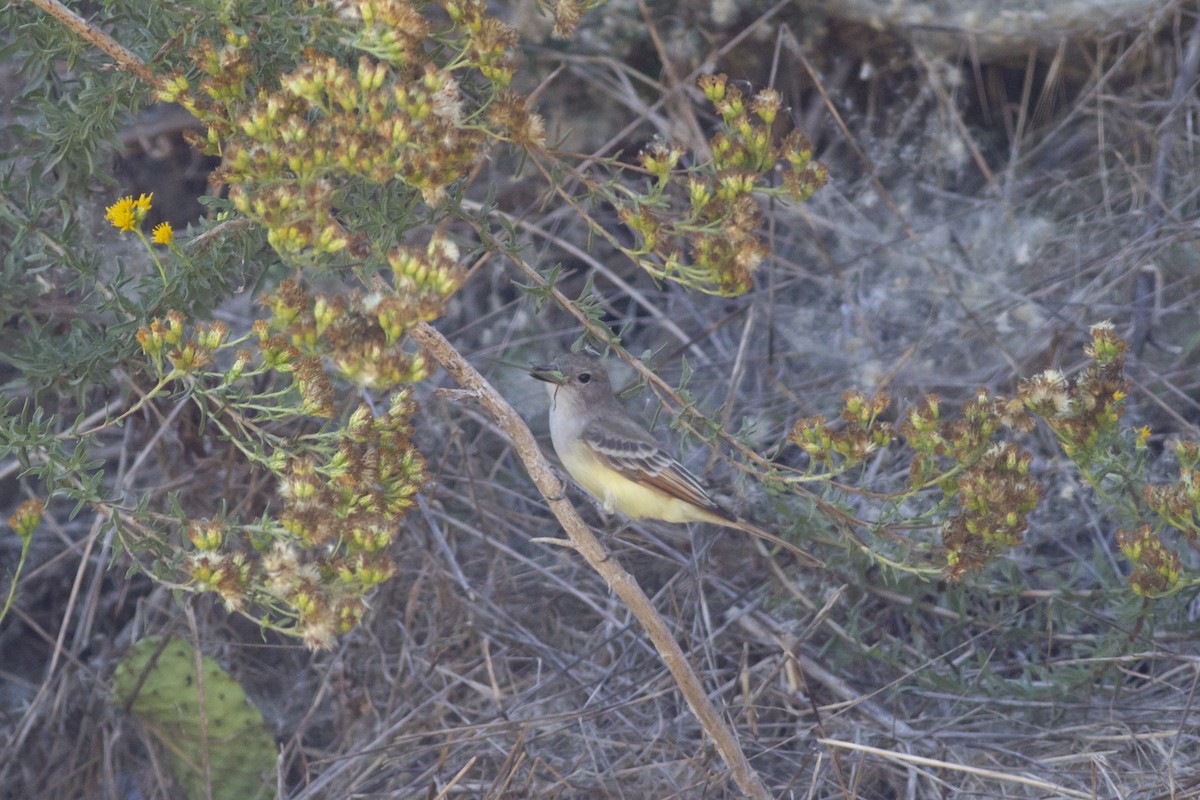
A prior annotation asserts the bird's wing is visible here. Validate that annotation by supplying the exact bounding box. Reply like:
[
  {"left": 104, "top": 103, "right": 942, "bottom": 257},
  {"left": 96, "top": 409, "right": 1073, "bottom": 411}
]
[{"left": 582, "top": 424, "right": 730, "bottom": 518}]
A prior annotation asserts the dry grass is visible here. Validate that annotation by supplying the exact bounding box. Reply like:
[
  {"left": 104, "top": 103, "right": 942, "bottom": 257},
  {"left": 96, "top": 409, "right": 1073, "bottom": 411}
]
[{"left": 3, "top": 1, "right": 1200, "bottom": 797}]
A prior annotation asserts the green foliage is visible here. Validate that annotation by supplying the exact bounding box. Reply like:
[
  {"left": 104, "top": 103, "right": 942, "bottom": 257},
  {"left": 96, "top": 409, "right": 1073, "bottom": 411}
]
[
  {"left": 784, "top": 322, "right": 1200, "bottom": 596},
  {"left": 9, "top": 0, "right": 1195, "bottom": 669},
  {"left": 111, "top": 636, "right": 276, "bottom": 800},
  {"left": 156, "top": 0, "right": 537, "bottom": 268},
  {"left": 596, "top": 74, "right": 829, "bottom": 296},
  {"left": 1, "top": 0, "right": 511, "bottom": 647},
  {"left": 6, "top": 1, "right": 1197, "bottom": 796}
]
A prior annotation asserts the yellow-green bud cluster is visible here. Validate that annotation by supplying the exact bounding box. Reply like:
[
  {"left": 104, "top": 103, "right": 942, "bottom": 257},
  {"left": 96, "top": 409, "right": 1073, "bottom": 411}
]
[
  {"left": 789, "top": 391, "right": 893, "bottom": 469},
  {"left": 269, "top": 392, "right": 422, "bottom": 646},
  {"left": 7, "top": 499, "right": 44, "bottom": 542},
  {"left": 261, "top": 277, "right": 447, "bottom": 390},
  {"left": 135, "top": 313, "right": 227, "bottom": 379},
  {"left": 1117, "top": 525, "right": 1181, "bottom": 596},
  {"left": 1018, "top": 321, "right": 1128, "bottom": 463},
  {"left": 180, "top": 384, "right": 425, "bottom": 648},
  {"left": 618, "top": 74, "right": 828, "bottom": 297},
  {"left": 941, "top": 443, "right": 1041, "bottom": 579},
  {"left": 133, "top": 291, "right": 435, "bottom": 649},
  {"left": 157, "top": 0, "right": 528, "bottom": 266},
  {"left": 787, "top": 325, "right": 1200, "bottom": 590}
]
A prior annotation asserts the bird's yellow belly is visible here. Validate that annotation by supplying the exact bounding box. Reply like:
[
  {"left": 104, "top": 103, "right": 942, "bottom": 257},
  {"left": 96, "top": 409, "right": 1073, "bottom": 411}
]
[{"left": 560, "top": 449, "right": 698, "bottom": 523}]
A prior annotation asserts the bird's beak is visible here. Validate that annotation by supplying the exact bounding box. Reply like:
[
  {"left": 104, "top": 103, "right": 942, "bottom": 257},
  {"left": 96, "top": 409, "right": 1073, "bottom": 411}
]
[{"left": 529, "top": 363, "right": 567, "bottom": 385}]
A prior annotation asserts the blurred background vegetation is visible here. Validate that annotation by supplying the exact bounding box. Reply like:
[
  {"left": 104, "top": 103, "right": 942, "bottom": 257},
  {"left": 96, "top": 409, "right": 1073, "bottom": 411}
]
[{"left": 2, "top": 0, "right": 1200, "bottom": 797}]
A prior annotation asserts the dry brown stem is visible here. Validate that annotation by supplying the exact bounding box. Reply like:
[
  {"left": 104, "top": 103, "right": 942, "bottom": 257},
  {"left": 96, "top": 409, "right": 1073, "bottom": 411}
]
[
  {"left": 22, "top": 0, "right": 156, "bottom": 85},
  {"left": 410, "top": 320, "right": 773, "bottom": 800}
]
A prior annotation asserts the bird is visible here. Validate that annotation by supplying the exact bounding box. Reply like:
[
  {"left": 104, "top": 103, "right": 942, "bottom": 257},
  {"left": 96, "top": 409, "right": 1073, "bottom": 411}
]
[{"left": 529, "top": 353, "right": 819, "bottom": 565}]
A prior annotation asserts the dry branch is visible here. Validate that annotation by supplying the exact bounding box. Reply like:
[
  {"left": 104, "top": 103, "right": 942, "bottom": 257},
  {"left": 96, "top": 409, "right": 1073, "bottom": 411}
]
[
  {"left": 23, "top": 0, "right": 156, "bottom": 84},
  {"left": 410, "top": 320, "right": 774, "bottom": 800}
]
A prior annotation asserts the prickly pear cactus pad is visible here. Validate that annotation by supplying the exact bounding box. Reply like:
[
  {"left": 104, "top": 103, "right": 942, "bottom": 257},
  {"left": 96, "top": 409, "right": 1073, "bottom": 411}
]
[{"left": 111, "top": 636, "right": 276, "bottom": 800}]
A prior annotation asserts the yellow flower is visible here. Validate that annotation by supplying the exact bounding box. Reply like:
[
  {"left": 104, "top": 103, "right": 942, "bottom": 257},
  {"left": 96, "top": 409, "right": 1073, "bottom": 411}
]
[
  {"left": 152, "top": 221, "right": 174, "bottom": 245},
  {"left": 104, "top": 193, "right": 155, "bottom": 233},
  {"left": 105, "top": 196, "right": 137, "bottom": 232}
]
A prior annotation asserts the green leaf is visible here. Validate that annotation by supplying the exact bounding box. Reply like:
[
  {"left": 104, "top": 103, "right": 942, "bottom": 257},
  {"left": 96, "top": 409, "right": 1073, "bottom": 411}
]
[{"left": 111, "top": 636, "right": 276, "bottom": 800}]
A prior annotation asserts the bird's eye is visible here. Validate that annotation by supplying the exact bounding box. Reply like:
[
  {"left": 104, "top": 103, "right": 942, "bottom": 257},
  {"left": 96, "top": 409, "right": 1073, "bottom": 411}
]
[{"left": 578, "top": 373, "right": 591, "bottom": 384}]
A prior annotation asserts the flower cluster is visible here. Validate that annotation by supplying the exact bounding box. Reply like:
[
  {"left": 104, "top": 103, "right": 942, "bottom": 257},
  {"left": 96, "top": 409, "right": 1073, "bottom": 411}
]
[
  {"left": 895, "top": 391, "right": 1040, "bottom": 577},
  {"left": 548, "top": 0, "right": 588, "bottom": 36},
  {"left": 136, "top": 311, "right": 229, "bottom": 379},
  {"left": 157, "top": 0, "right": 540, "bottom": 265},
  {"left": 1143, "top": 440, "right": 1200, "bottom": 541},
  {"left": 1122, "top": 435, "right": 1200, "bottom": 596},
  {"left": 1019, "top": 321, "right": 1129, "bottom": 464},
  {"left": 616, "top": 74, "right": 828, "bottom": 296},
  {"left": 262, "top": 391, "right": 422, "bottom": 647},
  {"left": 940, "top": 443, "right": 1042, "bottom": 579},
  {"left": 187, "top": 522, "right": 254, "bottom": 613},
  {"left": 788, "top": 383, "right": 1041, "bottom": 578},
  {"left": 259, "top": 270, "right": 457, "bottom": 392},
  {"left": 105, "top": 193, "right": 154, "bottom": 233},
  {"left": 901, "top": 390, "right": 1031, "bottom": 481},
  {"left": 1, "top": 498, "right": 44, "bottom": 627},
  {"left": 185, "top": 390, "right": 424, "bottom": 649},
  {"left": 789, "top": 391, "right": 893, "bottom": 472},
  {"left": 133, "top": 306, "right": 427, "bottom": 649},
  {"left": 1116, "top": 524, "right": 1181, "bottom": 596},
  {"left": 103, "top": 193, "right": 176, "bottom": 282},
  {"left": 6, "top": 499, "right": 44, "bottom": 542},
  {"left": 785, "top": 322, "right": 1200, "bottom": 591}
]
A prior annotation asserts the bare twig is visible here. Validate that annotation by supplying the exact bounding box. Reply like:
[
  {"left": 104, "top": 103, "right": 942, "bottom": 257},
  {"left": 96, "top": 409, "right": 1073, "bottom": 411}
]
[
  {"left": 817, "top": 739, "right": 1094, "bottom": 799},
  {"left": 22, "top": 0, "right": 156, "bottom": 85},
  {"left": 410, "top": 321, "right": 774, "bottom": 800}
]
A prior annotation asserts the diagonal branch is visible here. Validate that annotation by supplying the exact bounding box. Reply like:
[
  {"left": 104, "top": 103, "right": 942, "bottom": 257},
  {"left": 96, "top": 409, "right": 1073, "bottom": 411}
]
[
  {"left": 23, "top": 0, "right": 156, "bottom": 85},
  {"left": 410, "top": 321, "right": 773, "bottom": 800}
]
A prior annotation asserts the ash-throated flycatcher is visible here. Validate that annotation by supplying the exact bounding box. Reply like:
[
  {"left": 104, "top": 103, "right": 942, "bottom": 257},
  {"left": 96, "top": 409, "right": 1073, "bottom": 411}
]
[{"left": 530, "top": 354, "right": 818, "bottom": 565}]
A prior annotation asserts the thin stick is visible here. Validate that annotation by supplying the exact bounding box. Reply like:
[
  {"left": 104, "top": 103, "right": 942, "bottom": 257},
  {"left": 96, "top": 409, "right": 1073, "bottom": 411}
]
[
  {"left": 410, "top": 321, "right": 773, "bottom": 800},
  {"left": 23, "top": 0, "right": 156, "bottom": 85},
  {"left": 817, "top": 738, "right": 1094, "bottom": 799}
]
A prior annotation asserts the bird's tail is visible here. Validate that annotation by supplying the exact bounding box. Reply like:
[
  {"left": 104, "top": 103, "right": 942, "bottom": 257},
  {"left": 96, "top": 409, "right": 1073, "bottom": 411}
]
[{"left": 726, "top": 517, "right": 824, "bottom": 568}]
